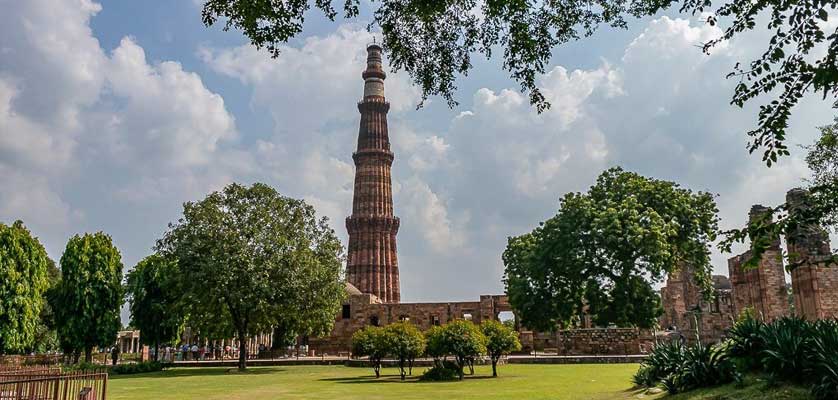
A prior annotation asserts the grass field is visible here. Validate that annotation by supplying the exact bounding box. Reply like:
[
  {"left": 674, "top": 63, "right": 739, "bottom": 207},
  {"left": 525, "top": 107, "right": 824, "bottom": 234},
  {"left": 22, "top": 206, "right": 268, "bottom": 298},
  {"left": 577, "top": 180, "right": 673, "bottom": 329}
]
[{"left": 107, "top": 364, "right": 646, "bottom": 400}]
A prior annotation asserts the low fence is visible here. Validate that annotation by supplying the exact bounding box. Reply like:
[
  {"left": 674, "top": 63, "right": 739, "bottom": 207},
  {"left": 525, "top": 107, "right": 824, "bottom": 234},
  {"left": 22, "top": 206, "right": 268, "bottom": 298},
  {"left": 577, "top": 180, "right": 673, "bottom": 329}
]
[{"left": 0, "top": 367, "right": 107, "bottom": 400}]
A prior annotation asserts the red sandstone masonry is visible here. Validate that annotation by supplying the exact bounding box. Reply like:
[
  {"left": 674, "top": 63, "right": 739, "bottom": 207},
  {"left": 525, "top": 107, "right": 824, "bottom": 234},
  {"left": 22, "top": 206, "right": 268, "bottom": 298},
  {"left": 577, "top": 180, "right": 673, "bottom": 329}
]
[{"left": 346, "top": 44, "right": 401, "bottom": 303}]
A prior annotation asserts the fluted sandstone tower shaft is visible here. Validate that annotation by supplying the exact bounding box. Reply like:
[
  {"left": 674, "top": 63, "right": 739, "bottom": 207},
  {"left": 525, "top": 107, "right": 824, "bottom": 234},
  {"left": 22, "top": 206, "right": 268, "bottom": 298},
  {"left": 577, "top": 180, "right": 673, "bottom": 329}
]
[{"left": 346, "top": 44, "right": 400, "bottom": 303}]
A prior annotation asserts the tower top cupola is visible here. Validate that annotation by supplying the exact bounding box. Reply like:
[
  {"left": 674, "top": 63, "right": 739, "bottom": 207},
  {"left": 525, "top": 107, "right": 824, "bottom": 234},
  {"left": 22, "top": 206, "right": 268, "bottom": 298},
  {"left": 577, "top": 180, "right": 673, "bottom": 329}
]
[{"left": 362, "top": 43, "right": 387, "bottom": 99}]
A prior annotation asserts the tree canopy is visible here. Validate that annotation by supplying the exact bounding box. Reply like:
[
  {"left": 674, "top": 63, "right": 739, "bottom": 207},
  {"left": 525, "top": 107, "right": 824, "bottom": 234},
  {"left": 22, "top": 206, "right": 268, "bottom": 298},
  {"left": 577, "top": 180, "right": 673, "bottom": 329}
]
[
  {"left": 0, "top": 220, "right": 51, "bottom": 354},
  {"left": 156, "top": 182, "right": 345, "bottom": 370},
  {"left": 480, "top": 319, "right": 521, "bottom": 377},
  {"left": 436, "top": 320, "right": 487, "bottom": 380},
  {"left": 504, "top": 167, "right": 720, "bottom": 331},
  {"left": 383, "top": 321, "right": 426, "bottom": 379},
  {"left": 351, "top": 325, "right": 389, "bottom": 378},
  {"left": 126, "top": 254, "right": 182, "bottom": 361},
  {"left": 54, "top": 232, "right": 124, "bottom": 362},
  {"left": 200, "top": 0, "right": 837, "bottom": 164}
]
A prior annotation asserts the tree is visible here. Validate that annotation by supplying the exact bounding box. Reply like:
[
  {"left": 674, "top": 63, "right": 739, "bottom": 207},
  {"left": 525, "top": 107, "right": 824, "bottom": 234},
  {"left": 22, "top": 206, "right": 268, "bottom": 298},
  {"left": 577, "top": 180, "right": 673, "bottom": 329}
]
[
  {"left": 54, "top": 232, "right": 124, "bottom": 363},
  {"left": 29, "top": 258, "right": 61, "bottom": 354},
  {"left": 424, "top": 325, "right": 446, "bottom": 368},
  {"left": 352, "top": 326, "right": 388, "bottom": 378},
  {"left": 0, "top": 220, "right": 50, "bottom": 354},
  {"left": 156, "top": 182, "right": 345, "bottom": 370},
  {"left": 440, "top": 320, "right": 486, "bottom": 380},
  {"left": 200, "top": 0, "right": 836, "bottom": 164},
  {"left": 126, "top": 254, "right": 182, "bottom": 362},
  {"left": 383, "top": 321, "right": 425, "bottom": 380},
  {"left": 480, "top": 320, "right": 521, "bottom": 377},
  {"left": 504, "top": 167, "right": 719, "bottom": 332}
]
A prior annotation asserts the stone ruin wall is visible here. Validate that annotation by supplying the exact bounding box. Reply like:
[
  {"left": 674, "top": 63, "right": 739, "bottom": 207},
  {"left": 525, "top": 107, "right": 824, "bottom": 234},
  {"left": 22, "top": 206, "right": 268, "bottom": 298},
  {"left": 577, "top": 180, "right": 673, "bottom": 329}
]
[
  {"left": 308, "top": 293, "right": 512, "bottom": 355},
  {"left": 520, "top": 329, "right": 656, "bottom": 356},
  {"left": 786, "top": 188, "right": 838, "bottom": 320}
]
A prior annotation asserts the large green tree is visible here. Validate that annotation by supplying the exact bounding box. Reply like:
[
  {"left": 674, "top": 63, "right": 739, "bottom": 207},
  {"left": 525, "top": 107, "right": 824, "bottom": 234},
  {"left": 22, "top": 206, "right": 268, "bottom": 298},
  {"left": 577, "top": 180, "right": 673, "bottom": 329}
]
[
  {"left": 0, "top": 220, "right": 51, "bottom": 354},
  {"left": 54, "top": 232, "right": 124, "bottom": 363},
  {"left": 126, "top": 254, "right": 182, "bottom": 361},
  {"left": 504, "top": 167, "right": 719, "bottom": 331},
  {"left": 156, "top": 182, "right": 345, "bottom": 370},
  {"left": 200, "top": 0, "right": 836, "bottom": 164}
]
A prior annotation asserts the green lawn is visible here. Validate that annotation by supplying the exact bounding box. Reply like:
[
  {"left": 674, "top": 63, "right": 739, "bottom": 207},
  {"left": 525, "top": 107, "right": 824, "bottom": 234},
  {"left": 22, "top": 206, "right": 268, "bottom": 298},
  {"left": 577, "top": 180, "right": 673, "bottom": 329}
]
[{"left": 107, "top": 364, "right": 646, "bottom": 400}]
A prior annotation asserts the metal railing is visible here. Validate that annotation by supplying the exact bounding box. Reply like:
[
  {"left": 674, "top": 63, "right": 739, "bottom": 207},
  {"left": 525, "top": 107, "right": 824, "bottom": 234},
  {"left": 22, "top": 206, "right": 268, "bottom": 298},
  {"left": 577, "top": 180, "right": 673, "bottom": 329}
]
[{"left": 0, "top": 371, "right": 107, "bottom": 400}]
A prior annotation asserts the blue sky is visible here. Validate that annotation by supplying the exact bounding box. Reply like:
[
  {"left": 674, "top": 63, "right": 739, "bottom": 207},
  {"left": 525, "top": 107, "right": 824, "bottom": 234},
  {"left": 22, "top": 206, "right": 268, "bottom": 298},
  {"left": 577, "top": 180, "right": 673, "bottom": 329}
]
[{"left": 2, "top": 0, "right": 835, "bottom": 320}]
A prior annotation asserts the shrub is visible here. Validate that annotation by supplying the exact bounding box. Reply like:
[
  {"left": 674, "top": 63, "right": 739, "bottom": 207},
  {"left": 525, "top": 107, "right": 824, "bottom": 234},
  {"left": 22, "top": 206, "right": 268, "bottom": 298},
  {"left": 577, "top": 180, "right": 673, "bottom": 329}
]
[
  {"left": 420, "top": 362, "right": 460, "bottom": 381},
  {"left": 636, "top": 340, "right": 737, "bottom": 393},
  {"left": 436, "top": 320, "right": 486, "bottom": 380},
  {"left": 761, "top": 317, "right": 814, "bottom": 383},
  {"left": 637, "top": 340, "right": 685, "bottom": 386},
  {"left": 110, "top": 361, "right": 165, "bottom": 375},
  {"left": 728, "top": 309, "right": 765, "bottom": 370},
  {"left": 676, "top": 342, "right": 739, "bottom": 392},
  {"left": 809, "top": 319, "right": 838, "bottom": 400},
  {"left": 632, "top": 365, "right": 656, "bottom": 388}
]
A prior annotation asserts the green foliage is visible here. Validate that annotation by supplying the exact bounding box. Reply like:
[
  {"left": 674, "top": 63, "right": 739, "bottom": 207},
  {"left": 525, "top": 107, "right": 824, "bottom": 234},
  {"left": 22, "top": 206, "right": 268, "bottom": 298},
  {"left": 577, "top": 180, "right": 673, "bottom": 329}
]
[
  {"left": 637, "top": 340, "right": 686, "bottom": 387},
  {"left": 111, "top": 361, "right": 166, "bottom": 375},
  {"left": 809, "top": 319, "right": 838, "bottom": 400},
  {"left": 437, "top": 320, "right": 486, "bottom": 380},
  {"left": 636, "top": 340, "right": 737, "bottom": 394},
  {"left": 351, "top": 326, "right": 388, "bottom": 378},
  {"left": 761, "top": 317, "right": 814, "bottom": 384},
  {"left": 54, "top": 232, "right": 124, "bottom": 363},
  {"left": 200, "top": 0, "right": 834, "bottom": 163},
  {"left": 0, "top": 220, "right": 51, "bottom": 354},
  {"left": 504, "top": 167, "right": 719, "bottom": 331},
  {"left": 126, "top": 254, "right": 182, "bottom": 361},
  {"left": 419, "top": 363, "right": 460, "bottom": 381},
  {"left": 728, "top": 309, "right": 765, "bottom": 370},
  {"left": 632, "top": 364, "right": 656, "bottom": 388},
  {"left": 480, "top": 320, "right": 521, "bottom": 377},
  {"left": 156, "top": 183, "right": 345, "bottom": 370},
  {"left": 424, "top": 325, "right": 446, "bottom": 363},
  {"left": 382, "top": 322, "right": 425, "bottom": 380}
]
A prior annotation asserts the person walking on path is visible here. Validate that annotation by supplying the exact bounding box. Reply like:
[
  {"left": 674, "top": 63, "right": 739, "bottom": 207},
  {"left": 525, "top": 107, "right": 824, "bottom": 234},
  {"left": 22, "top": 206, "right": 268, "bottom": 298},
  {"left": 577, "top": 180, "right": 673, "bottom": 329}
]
[{"left": 111, "top": 346, "right": 119, "bottom": 366}]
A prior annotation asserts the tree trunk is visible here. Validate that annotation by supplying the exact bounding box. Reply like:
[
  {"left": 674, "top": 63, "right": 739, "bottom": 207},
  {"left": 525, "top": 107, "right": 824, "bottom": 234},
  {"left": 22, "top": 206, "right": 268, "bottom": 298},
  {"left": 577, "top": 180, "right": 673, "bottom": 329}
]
[
  {"left": 399, "top": 358, "right": 406, "bottom": 380},
  {"left": 408, "top": 358, "right": 413, "bottom": 375},
  {"left": 237, "top": 331, "right": 247, "bottom": 370},
  {"left": 373, "top": 359, "right": 380, "bottom": 378},
  {"left": 154, "top": 340, "right": 160, "bottom": 362},
  {"left": 84, "top": 348, "right": 92, "bottom": 363},
  {"left": 492, "top": 358, "right": 498, "bottom": 377}
]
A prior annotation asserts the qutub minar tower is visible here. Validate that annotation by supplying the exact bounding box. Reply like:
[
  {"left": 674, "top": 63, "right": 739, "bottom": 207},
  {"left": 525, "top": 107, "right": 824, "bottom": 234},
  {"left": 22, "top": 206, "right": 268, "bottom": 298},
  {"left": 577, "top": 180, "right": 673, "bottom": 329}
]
[{"left": 345, "top": 43, "right": 401, "bottom": 303}]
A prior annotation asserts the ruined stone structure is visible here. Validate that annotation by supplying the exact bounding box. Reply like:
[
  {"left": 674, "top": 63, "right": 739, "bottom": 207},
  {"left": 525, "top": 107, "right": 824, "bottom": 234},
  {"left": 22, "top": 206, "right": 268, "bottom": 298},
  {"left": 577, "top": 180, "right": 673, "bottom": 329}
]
[
  {"left": 659, "top": 263, "right": 734, "bottom": 344},
  {"left": 786, "top": 188, "right": 838, "bottom": 320},
  {"left": 345, "top": 43, "right": 401, "bottom": 303},
  {"left": 520, "top": 329, "right": 657, "bottom": 356},
  {"left": 309, "top": 283, "right": 513, "bottom": 354},
  {"left": 728, "top": 205, "right": 789, "bottom": 321}
]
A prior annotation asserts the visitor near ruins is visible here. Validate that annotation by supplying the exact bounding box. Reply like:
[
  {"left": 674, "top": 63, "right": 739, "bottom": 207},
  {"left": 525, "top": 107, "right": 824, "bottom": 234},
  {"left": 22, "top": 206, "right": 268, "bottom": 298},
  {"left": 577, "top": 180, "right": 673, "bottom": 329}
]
[{"left": 2, "top": 0, "right": 838, "bottom": 399}]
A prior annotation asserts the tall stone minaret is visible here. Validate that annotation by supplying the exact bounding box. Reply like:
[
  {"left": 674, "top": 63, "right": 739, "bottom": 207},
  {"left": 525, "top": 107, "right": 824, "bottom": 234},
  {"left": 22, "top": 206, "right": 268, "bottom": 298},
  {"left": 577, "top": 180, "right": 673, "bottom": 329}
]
[{"left": 345, "top": 43, "right": 401, "bottom": 303}]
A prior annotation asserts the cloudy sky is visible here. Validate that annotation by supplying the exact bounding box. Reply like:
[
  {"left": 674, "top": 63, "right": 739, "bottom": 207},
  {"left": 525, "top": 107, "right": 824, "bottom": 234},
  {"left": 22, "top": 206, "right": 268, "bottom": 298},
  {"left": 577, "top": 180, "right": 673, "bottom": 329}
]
[{"left": 2, "top": 0, "right": 835, "bottom": 313}]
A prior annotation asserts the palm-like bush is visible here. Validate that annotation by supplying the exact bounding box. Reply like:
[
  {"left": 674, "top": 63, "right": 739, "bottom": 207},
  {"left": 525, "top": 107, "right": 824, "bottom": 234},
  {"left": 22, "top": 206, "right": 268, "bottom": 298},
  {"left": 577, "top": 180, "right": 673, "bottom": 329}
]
[
  {"left": 634, "top": 339, "right": 737, "bottom": 393},
  {"left": 677, "top": 342, "right": 739, "bottom": 391},
  {"left": 809, "top": 319, "right": 838, "bottom": 400},
  {"left": 761, "top": 317, "right": 814, "bottom": 383},
  {"left": 728, "top": 311, "right": 765, "bottom": 368},
  {"left": 636, "top": 340, "right": 685, "bottom": 386}
]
